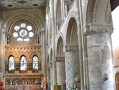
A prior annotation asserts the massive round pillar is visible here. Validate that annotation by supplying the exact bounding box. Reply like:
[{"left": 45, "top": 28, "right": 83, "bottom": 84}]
[
  {"left": 86, "top": 23, "right": 115, "bottom": 90},
  {"left": 64, "top": 45, "right": 80, "bottom": 90}
]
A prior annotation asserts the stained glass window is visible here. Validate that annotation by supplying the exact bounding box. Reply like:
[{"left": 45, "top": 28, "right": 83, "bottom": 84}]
[
  {"left": 33, "top": 56, "right": 39, "bottom": 70},
  {"left": 14, "top": 26, "right": 20, "bottom": 31},
  {"left": 13, "top": 22, "right": 34, "bottom": 42},
  {"left": 20, "top": 56, "right": 27, "bottom": 70},
  {"left": 9, "top": 56, "right": 15, "bottom": 70},
  {"left": 13, "top": 32, "right": 18, "bottom": 37}
]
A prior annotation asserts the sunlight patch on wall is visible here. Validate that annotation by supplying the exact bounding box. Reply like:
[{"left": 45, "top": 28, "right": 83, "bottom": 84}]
[{"left": 111, "top": 6, "right": 119, "bottom": 49}]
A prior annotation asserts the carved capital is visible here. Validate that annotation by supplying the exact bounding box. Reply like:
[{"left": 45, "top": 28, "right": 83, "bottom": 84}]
[
  {"left": 83, "top": 23, "right": 113, "bottom": 35},
  {"left": 55, "top": 57, "right": 65, "bottom": 62},
  {"left": 63, "top": 45, "right": 78, "bottom": 52}
]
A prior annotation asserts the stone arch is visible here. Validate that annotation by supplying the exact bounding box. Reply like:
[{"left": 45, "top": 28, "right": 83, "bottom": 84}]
[
  {"left": 65, "top": 17, "right": 80, "bottom": 89},
  {"left": 1, "top": 9, "right": 44, "bottom": 33},
  {"left": 66, "top": 17, "right": 78, "bottom": 45},
  {"left": 56, "top": 36, "right": 66, "bottom": 89},
  {"left": 84, "top": 0, "right": 115, "bottom": 90},
  {"left": 85, "top": 0, "right": 110, "bottom": 24}
]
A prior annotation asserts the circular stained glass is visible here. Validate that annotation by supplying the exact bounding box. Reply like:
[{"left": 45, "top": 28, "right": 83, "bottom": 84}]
[
  {"left": 29, "top": 32, "right": 34, "bottom": 37},
  {"left": 21, "top": 23, "right": 26, "bottom": 28},
  {"left": 13, "top": 32, "right": 18, "bottom": 37},
  {"left": 17, "top": 38, "right": 23, "bottom": 42},
  {"left": 24, "top": 37, "right": 30, "bottom": 42},
  {"left": 13, "top": 22, "right": 35, "bottom": 42},
  {"left": 14, "top": 26, "right": 20, "bottom": 31},
  {"left": 27, "top": 26, "right": 32, "bottom": 31},
  {"left": 19, "top": 29, "right": 27, "bottom": 37}
]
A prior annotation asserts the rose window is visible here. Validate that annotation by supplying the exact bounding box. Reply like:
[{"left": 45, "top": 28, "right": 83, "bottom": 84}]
[{"left": 13, "top": 23, "right": 34, "bottom": 42}]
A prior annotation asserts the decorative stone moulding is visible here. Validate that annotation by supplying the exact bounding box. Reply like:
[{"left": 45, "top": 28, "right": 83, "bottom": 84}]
[
  {"left": 55, "top": 57, "right": 65, "bottom": 62},
  {"left": 84, "top": 23, "right": 113, "bottom": 35},
  {"left": 63, "top": 45, "right": 78, "bottom": 52}
]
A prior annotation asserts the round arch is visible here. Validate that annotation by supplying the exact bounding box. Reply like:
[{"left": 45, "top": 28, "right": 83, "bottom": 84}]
[
  {"left": 85, "top": 0, "right": 110, "bottom": 24},
  {"left": 84, "top": 0, "right": 115, "bottom": 90},
  {"left": 1, "top": 9, "right": 44, "bottom": 33},
  {"left": 66, "top": 17, "right": 78, "bottom": 45},
  {"left": 56, "top": 36, "right": 64, "bottom": 57}
]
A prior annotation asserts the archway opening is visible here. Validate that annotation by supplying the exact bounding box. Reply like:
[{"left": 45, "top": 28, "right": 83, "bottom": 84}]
[{"left": 56, "top": 36, "right": 66, "bottom": 89}]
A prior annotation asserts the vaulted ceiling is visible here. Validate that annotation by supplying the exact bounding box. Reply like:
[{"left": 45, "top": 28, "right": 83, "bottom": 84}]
[{"left": 0, "top": 0, "right": 46, "bottom": 8}]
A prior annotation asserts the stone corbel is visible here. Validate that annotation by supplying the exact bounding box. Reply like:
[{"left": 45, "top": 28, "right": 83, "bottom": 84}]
[
  {"left": 63, "top": 45, "right": 78, "bottom": 52},
  {"left": 55, "top": 57, "right": 65, "bottom": 62},
  {"left": 83, "top": 23, "right": 113, "bottom": 35}
]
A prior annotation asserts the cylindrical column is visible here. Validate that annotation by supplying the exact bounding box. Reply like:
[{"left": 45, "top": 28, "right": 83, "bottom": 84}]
[
  {"left": 86, "top": 23, "right": 115, "bottom": 90},
  {"left": 64, "top": 45, "right": 80, "bottom": 90}
]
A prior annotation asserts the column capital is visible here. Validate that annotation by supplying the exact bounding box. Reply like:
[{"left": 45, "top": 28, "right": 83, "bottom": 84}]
[
  {"left": 83, "top": 23, "right": 113, "bottom": 35},
  {"left": 63, "top": 45, "right": 78, "bottom": 52},
  {"left": 55, "top": 57, "right": 65, "bottom": 62}
]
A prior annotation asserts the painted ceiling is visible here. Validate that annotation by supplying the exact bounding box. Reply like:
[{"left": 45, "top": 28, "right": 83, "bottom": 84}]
[{"left": 0, "top": 0, "right": 46, "bottom": 8}]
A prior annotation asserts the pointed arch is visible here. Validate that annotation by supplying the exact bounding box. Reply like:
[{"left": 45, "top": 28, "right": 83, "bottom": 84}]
[
  {"left": 8, "top": 55, "right": 15, "bottom": 71},
  {"left": 20, "top": 55, "right": 27, "bottom": 71},
  {"left": 32, "top": 55, "right": 39, "bottom": 70},
  {"left": 57, "top": 36, "right": 64, "bottom": 57}
]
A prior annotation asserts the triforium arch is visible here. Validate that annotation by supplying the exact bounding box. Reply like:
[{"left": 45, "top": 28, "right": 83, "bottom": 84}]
[
  {"left": 56, "top": 36, "right": 66, "bottom": 89},
  {"left": 64, "top": 17, "right": 80, "bottom": 90},
  {"left": 84, "top": 0, "right": 115, "bottom": 90}
]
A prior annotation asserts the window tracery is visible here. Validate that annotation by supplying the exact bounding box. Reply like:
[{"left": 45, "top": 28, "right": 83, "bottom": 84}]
[{"left": 13, "top": 22, "right": 34, "bottom": 42}]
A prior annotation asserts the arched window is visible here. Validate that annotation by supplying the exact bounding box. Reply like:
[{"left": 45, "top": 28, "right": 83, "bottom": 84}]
[
  {"left": 20, "top": 55, "right": 27, "bottom": 70},
  {"left": 8, "top": 56, "right": 15, "bottom": 71},
  {"left": 32, "top": 55, "right": 39, "bottom": 70}
]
